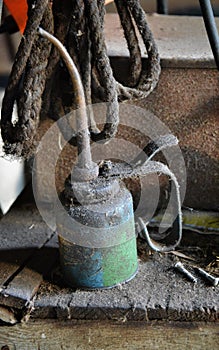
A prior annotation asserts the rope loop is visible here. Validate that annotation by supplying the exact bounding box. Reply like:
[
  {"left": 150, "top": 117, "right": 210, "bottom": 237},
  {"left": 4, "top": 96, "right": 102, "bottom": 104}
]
[{"left": 1, "top": 0, "right": 160, "bottom": 157}]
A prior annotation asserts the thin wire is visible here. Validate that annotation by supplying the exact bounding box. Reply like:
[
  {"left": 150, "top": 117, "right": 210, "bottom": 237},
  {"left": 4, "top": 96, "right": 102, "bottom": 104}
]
[{"left": 38, "top": 27, "right": 97, "bottom": 177}]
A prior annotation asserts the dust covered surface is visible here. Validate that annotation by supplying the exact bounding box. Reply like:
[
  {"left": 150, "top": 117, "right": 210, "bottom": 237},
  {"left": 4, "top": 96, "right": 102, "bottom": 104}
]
[
  {"left": 32, "top": 242, "right": 219, "bottom": 322},
  {"left": 0, "top": 187, "right": 218, "bottom": 323}
]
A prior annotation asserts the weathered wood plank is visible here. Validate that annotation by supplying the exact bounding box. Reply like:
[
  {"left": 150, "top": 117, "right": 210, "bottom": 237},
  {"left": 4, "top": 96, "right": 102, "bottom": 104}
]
[
  {"left": 0, "top": 198, "right": 58, "bottom": 310},
  {"left": 0, "top": 199, "right": 53, "bottom": 288},
  {"left": 0, "top": 246, "right": 58, "bottom": 309},
  {"left": 168, "top": 283, "right": 219, "bottom": 322},
  {"left": 32, "top": 278, "right": 74, "bottom": 320},
  {"left": 0, "top": 249, "right": 34, "bottom": 287},
  {"left": 0, "top": 305, "right": 17, "bottom": 324},
  {"left": 0, "top": 320, "right": 218, "bottom": 350},
  {"left": 0, "top": 206, "right": 53, "bottom": 250},
  {"left": 32, "top": 252, "right": 219, "bottom": 322},
  {"left": 0, "top": 188, "right": 218, "bottom": 322}
]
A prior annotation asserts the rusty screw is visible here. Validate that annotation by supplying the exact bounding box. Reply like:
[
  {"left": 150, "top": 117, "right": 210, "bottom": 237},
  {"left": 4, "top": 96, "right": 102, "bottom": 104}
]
[
  {"left": 174, "top": 261, "right": 197, "bottom": 283},
  {"left": 196, "top": 267, "right": 219, "bottom": 286}
]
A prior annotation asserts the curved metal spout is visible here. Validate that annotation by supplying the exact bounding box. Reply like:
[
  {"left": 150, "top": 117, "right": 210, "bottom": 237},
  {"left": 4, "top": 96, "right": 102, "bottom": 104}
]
[{"left": 38, "top": 27, "right": 98, "bottom": 181}]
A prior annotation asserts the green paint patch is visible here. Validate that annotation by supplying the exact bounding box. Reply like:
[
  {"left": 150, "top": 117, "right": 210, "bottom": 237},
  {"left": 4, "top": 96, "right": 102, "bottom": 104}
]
[{"left": 102, "top": 223, "right": 138, "bottom": 287}]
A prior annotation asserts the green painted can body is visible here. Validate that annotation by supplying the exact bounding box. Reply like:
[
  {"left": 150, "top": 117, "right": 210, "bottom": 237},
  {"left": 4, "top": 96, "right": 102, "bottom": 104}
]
[{"left": 58, "top": 181, "right": 138, "bottom": 289}]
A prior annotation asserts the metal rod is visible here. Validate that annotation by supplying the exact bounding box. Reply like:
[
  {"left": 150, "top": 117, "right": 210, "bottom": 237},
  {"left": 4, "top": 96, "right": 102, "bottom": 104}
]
[
  {"left": 157, "top": 0, "right": 168, "bottom": 15},
  {"left": 38, "top": 27, "right": 98, "bottom": 179},
  {"left": 199, "top": 0, "right": 219, "bottom": 70},
  {"left": 175, "top": 262, "right": 197, "bottom": 283},
  {"left": 196, "top": 267, "right": 219, "bottom": 286},
  {"left": 0, "top": 0, "right": 3, "bottom": 24}
]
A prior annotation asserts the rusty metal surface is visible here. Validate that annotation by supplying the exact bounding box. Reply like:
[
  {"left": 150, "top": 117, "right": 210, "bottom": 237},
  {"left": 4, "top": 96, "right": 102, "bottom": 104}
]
[{"left": 133, "top": 68, "right": 219, "bottom": 210}]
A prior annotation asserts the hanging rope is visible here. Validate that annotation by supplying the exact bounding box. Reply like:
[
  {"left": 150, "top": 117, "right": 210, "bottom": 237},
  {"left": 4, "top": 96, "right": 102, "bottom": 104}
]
[
  {"left": 84, "top": 0, "right": 119, "bottom": 140},
  {"left": 1, "top": 0, "right": 161, "bottom": 158},
  {"left": 1, "top": 0, "right": 53, "bottom": 157},
  {"left": 116, "top": 0, "right": 161, "bottom": 100},
  {"left": 115, "top": 0, "right": 142, "bottom": 87}
]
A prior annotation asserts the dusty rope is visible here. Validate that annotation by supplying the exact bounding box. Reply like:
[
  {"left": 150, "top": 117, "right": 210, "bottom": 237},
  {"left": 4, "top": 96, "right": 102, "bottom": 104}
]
[
  {"left": 1, "top": 0, "right": 52, "bottom": 157},
  {"left": 114, "top": 0, "right": 142, "bottom": 87},
  {"left": 116, "top": 0, "right": 161, "bottom": 100},
  {"left": 68, "top": 0, "right": 99, "bottom": 134},
  {"left": 41, "top": 0, "right": 74, "bottom": 119},
  {"left": 1, "top": 0, "right": 161, "bottom": 157},
  {"left": 84, "top": 0, "right": 119, "bottom": 140}
]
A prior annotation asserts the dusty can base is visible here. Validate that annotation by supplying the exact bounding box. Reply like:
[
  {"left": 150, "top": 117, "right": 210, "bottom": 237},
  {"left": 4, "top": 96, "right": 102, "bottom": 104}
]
[
  {"left": 62, "top": 265, "right": 138, "bottom": 290},
  {"left": 59, "top": 234, "right": 138, "bottom": 289}
]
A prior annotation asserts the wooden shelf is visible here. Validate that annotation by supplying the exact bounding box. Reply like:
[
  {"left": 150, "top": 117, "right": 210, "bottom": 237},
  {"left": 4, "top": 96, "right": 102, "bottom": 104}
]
[{"left": 0, "top": 188, "right": 218, "bottom": 326}]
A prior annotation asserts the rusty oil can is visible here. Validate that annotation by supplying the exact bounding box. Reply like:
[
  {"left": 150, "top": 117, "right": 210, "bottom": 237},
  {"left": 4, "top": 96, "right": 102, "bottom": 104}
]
[
  {"left": 57, "top": 176, "right": 138, "bottom": 289},
  {"left": 38, "top": 27, "right": 181, "bottom": 290}
]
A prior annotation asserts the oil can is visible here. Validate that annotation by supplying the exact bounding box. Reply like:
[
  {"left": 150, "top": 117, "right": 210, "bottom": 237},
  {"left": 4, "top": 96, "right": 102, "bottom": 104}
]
[{"left": 57, "top": 177, "right": 138, "bottom": 289}]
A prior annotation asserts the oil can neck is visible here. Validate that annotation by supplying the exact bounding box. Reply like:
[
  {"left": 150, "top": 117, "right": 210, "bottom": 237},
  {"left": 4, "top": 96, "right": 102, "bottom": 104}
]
[{"left": 63, "top": 176, "right": 121, "bottom": 205}]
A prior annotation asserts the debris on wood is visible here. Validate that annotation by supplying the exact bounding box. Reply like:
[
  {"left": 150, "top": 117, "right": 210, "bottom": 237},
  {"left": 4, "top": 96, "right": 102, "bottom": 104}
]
[{"left": 0, "top": 305, "right": 17, "bottom": 325}]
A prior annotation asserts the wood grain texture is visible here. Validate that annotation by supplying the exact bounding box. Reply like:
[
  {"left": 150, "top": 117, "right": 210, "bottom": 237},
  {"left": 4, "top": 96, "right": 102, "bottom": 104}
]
[
  {"left": 0, "top": 320, "right": 218, "bottom": 350},
  {"left": 0, "top": 195, "right": 58, "bottom": 311},
  {"left": 32, "top": 251, "right": 219, "bottom": 322},
  {"left": 0, "top": 246, "right": 58, "bottom": 309},
  {"left": 0, "top": 249, "right": 34, "bottom": 287}
]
